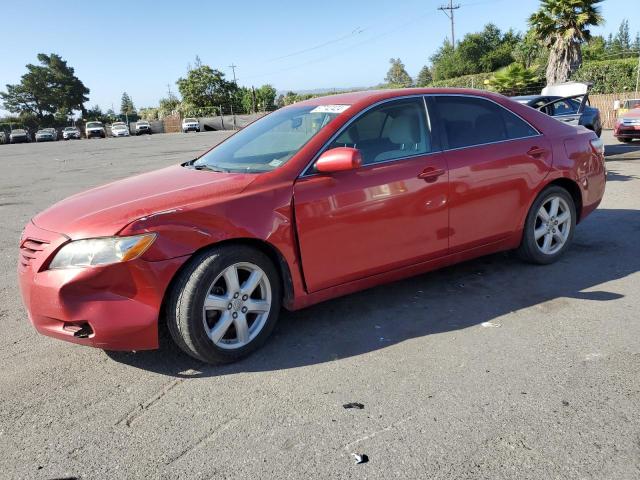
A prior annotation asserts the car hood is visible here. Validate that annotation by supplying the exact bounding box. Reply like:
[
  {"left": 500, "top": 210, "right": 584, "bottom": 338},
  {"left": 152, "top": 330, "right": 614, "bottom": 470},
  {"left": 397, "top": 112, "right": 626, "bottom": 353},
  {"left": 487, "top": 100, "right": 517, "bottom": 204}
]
[
  {"left": 33, "top": 165, "right": 257, "bottom": 239},
  {"left": 620, "top": 109, "right": 640, "bottom": 119}
]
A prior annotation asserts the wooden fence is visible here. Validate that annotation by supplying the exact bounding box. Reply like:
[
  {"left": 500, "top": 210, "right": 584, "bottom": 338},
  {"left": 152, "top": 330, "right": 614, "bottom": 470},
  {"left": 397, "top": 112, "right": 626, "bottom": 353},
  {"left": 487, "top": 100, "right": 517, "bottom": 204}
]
[{"left": 590, "top": 92, "right": 639, "bottom": 129}]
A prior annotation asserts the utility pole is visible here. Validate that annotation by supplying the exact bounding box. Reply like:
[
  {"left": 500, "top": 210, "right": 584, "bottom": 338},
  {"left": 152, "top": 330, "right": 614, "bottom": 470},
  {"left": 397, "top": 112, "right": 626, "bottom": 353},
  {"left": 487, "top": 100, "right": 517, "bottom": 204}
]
[
  {"left": 438, "top": 1, "right": 460, "bottom": 49},
  {"left": 228, "top": 64, "right": 238, "bottom": 84},
  {"left": 636, "top": 48, "right": 640, "bottom": 93}
]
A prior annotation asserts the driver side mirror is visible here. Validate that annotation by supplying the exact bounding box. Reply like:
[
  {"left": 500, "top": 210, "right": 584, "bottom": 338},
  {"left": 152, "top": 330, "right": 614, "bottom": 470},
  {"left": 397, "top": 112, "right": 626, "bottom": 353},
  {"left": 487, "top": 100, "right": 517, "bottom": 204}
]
[{"left": 315, "top": 147, "right": 362, "bottom": 173}]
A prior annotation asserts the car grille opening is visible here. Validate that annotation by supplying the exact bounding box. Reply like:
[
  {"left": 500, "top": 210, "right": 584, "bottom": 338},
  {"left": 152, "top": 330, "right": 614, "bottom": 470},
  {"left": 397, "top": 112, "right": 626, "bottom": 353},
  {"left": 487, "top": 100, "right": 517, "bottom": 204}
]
[
  {"left": 63, "top": 322, "right": 94, "bottom": 338},
  {"left": 19, "top": 238, "right": 50, "bottom": 268}
]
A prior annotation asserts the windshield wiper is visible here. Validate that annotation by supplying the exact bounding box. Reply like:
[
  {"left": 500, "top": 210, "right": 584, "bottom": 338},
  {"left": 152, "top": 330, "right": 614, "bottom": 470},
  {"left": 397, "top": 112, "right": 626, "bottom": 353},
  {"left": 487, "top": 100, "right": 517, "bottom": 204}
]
[{"left": 191, "top": 164, "right": 230, "bottom": 173}]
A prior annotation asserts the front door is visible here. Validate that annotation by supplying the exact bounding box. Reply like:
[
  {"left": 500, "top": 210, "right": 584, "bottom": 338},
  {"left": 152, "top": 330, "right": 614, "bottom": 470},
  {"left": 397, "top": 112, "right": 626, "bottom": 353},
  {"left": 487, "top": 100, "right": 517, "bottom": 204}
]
[{"left": 293, "top": 97, "right": 449, "bottom": 293}]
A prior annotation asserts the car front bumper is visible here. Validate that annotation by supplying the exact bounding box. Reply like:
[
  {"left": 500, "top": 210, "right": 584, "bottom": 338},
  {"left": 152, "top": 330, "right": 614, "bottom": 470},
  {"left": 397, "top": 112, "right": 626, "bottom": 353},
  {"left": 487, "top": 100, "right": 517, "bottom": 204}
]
[
  {"left": 183, "top": 125, "right": 200, "bottom": 132},
  {"left": 86, "top": 130, "right": 104, "bottom": 138},
  {"left": 17, "top": 221, "right": 187, "bottom": 351},
  {"left": 614, "top": 125, "right": 640, "bottom": 139}
]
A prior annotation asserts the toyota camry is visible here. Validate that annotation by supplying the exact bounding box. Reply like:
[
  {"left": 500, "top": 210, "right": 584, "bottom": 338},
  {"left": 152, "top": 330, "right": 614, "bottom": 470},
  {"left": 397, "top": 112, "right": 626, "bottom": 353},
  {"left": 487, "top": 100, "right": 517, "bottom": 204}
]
[{"left": 18, "top": 88, "right": 606, "bottom": 363}]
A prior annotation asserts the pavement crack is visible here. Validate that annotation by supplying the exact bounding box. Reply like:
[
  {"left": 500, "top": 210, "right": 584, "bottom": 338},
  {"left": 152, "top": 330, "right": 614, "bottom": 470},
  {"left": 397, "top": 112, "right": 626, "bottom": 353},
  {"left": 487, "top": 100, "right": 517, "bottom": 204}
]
[
  {"left": 343, "top": 414, "right": 416, "bottom": 451},
  {"left": 116, "top": 378, "right": 184, "bottom": 427},
  {"left": 165, "top": 417, "right": 238, "bottom": 465}
]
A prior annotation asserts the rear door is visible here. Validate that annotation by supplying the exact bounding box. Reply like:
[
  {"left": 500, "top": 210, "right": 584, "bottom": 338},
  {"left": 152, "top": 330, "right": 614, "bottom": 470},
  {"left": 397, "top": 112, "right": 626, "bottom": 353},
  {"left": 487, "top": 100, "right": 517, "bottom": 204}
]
[
  {"left": 293, "top": 97, "right": 449, "bottom": 292},
  {"left": 431, "top": 95, "right": 552, "bottom": 253}
]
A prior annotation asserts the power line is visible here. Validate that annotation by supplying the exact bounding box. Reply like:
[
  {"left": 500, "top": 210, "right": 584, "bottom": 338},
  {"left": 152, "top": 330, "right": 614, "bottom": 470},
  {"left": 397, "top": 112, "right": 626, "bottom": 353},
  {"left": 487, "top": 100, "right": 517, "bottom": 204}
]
[
  {"left": 269, "top": 27, "right": 365, "bottom": 62},
  {"left": 242, "top": 12, "right": 433, "bottom": 82},
  {"left": 438, "top": 1, "right": 461, "bottom": 49}
]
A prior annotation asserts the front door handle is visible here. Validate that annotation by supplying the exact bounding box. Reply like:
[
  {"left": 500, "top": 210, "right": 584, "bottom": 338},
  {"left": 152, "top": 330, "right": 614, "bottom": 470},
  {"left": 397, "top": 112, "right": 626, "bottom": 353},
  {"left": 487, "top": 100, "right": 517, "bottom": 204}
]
[{"left": 418, "top": 166, "right": 446, "bottom": 182}]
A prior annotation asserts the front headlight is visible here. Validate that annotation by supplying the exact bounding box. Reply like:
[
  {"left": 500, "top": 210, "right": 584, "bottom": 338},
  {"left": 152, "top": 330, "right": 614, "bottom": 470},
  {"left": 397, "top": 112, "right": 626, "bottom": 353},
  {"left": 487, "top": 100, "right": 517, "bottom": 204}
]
[{"left": 48, "top": 234, "right": 156, "bottom": 269}]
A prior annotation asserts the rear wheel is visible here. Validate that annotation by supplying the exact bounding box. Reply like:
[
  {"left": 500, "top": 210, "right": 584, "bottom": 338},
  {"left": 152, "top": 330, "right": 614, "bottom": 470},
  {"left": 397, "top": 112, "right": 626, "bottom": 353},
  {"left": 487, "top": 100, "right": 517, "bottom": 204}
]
[
  {"left": 166, "top": 245, "right": 281, "bottom": 363},
  {"left": 517, "top": 186, "right": 576, "bottom": 265}
]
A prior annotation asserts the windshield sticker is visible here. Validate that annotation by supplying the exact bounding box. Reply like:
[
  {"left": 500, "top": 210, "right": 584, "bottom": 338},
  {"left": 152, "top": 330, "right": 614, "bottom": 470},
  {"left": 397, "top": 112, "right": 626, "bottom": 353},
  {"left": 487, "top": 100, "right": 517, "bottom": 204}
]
[
  {"left": 310, "top": 105, "right": 350, "bottom": 114},
  {"left": 268, "top": 159, "right": 284, "bottom": 167}
]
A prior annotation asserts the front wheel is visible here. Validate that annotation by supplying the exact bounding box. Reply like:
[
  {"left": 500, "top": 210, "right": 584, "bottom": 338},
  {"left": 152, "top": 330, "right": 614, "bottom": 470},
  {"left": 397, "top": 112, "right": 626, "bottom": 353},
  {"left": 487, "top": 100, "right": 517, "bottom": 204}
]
[
  {"left": 166, "top": 245, "right": 281, "bottom": 363},
  {"left": 517, "top": 186, "right": 576, "bottom": 265}
]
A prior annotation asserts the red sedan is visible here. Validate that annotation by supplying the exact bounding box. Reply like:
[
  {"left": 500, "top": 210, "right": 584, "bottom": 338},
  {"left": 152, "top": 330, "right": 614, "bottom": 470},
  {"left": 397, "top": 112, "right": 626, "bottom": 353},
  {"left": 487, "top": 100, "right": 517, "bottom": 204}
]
[{"left": 18, "top": 89, "right": 606, "bottom": 363}]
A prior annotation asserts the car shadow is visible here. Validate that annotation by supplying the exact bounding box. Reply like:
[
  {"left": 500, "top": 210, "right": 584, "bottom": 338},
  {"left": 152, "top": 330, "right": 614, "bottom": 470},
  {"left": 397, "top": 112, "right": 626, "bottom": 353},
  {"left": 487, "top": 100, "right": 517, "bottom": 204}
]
[
  {"left": 604, "top": 138, "right": 640, "bottom": 161},
  {"left": 105, "top": 208, "right": 640, "bottom": 378}
]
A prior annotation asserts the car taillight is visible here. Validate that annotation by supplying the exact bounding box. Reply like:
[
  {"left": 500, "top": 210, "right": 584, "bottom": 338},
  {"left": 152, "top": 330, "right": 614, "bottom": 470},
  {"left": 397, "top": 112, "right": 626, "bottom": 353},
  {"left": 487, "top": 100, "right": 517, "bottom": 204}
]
[{"left": 590, "top": 137, "right": 604, "bottom": 156}]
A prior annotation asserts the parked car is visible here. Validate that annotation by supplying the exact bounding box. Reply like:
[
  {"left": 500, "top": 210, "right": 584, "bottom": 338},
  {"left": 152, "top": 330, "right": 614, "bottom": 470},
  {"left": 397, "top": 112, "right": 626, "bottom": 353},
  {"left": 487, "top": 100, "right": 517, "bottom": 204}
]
[
  {"left": 35, "top": 128, "right": 57, "bottom": 142},
  {"left": 616, "top": 98, "right": 640, "bottom": 116},
  {"left": 17, "top": 88, "right": 605, "bottom": 363},
  {"left": 9, "top": 128, "right": 30, "bottom": 143},
  {"left": 62, "top": 126, "right": 81, "bottom": 140},
  {"left": 614, "top": 107, "right": 640, "bottom": 143},
  {"left": 0, "top": 131, "right": 7, "bottom": 145},
  {"left": 111, "top": 122, "right": 130, "bottom": 137},
  {"left": 182, "top": 118, "right": 200, "bottom": 133},
  {"left": 135, "top": 120, "right": 152, "bottom": 135},
  {"left": 85, "top": 121, "right": 106, "bottom": 139},
  {"left": 512, "top": 82, "right": 602, "bottom": 137}
]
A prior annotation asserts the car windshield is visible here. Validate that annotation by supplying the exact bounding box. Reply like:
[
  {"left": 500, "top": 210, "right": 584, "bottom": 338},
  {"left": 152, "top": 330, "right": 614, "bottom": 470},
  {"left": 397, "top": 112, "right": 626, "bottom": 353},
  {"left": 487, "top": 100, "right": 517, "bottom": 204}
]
[
  {"left": 623, "top": 99, "right": 640, "bottom": 109},
  {"left": 64, "top": 127, "right": 76, "bottom": 131},
  {"left": 184, "top": 118, "right": 197, "bottom": 123},
  {"left": 86, "top": 122, "right": 102, "bottom": 128},
  {"left": 193, "top": 105, "right": 346, "bottom": 173}
]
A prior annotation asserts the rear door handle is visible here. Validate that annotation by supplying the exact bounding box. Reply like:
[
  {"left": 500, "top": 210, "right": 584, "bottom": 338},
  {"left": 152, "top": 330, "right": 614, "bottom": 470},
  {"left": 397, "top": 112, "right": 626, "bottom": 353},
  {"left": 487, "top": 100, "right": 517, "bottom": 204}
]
[
  {"left": 526, "top": 146, "right": 547, "bottom": 158},
  {"left": 418, "top": 167, "right": 446, "bottom": 182}
]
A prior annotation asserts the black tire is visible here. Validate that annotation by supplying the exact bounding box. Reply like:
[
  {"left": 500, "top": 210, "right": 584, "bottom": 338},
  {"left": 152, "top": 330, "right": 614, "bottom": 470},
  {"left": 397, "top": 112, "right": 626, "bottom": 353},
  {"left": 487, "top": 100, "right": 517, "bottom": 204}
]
[
  {"left": 517, "top": 186, "right": 576, "bottom": 265},
  {"left": 618, "top": 138, "right": 632, "bottom": 143},
  {"left": 166, "top": 245, "right": 282, "bottom": 363}
]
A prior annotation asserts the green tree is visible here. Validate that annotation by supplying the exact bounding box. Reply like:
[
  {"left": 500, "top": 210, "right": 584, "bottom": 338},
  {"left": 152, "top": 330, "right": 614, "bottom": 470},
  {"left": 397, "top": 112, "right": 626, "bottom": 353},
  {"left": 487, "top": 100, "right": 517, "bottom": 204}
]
[
  {"left": 513, "top": 30, "right": 545, "bottom": 68},
  {"left": 583, "top": 35, "right": 607, "bottom": 61},
  {"left": 529, "top": 0, "right": 604, "bottom": 85},
  {"left": 1, "top": 53, "right": 89, "bottom": 120},
  {"left": 610, "top": 19, "right": 631, "bottom": 52},
  {"left": 255, "top": 84, "right": 276, "bottom": 111},
  {"left": 415, "top": 66, "right": 433, "bottom": 87},
  {"left": 120, "top": 92, "right": 136, "bottom": 115},
  {"left": 431, "top": 24, "right": 520, "bottom": 80},
  {"left": 158, "top": 93, "right": 180, "bottom": 118},
  {"left": 486, "top": 63, "right": 540, "bottom": 96},
  {"left": 384, "top": 58, "right": 413, "bottom": 87},
  {"left": 176, "top": 64, "right": 238, "bottom": 109}
]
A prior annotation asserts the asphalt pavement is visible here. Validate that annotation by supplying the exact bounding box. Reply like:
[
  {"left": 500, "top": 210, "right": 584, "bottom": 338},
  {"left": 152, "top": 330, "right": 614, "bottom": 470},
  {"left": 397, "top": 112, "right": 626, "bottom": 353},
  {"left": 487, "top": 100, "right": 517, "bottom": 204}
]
[{"left": 0, "top": 130, "right": 638, "bottom": 479}]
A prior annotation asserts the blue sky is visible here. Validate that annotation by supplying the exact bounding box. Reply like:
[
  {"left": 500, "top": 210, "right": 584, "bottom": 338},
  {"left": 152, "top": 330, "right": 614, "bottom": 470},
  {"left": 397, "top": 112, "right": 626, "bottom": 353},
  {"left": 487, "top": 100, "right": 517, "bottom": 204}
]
[{"left": 0, "top": 0, "right": 634, "bottom": 114}]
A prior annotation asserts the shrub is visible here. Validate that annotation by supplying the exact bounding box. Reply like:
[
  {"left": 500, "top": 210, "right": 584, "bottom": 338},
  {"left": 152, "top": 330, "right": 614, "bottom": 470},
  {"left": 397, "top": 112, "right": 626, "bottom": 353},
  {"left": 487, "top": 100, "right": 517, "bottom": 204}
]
[{"left": 571, "top": 58, "right": 638, "bottom": 93}]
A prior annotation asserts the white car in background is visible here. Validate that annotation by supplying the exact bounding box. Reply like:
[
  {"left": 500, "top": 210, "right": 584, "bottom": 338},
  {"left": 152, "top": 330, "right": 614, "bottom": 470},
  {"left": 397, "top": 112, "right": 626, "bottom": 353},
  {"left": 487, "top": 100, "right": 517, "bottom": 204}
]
[
  {"left": 182, "top": 118, "right": 200, "bottom": 133},
  {"left": 62, "top": 126, "right": 81, "bottom": 140},
  {"left": 111, "top": 122, "right": 130, "bottom": 137},
  {"left": 135, "top": 120, "right": 152, "bottom": 135},
  {"left": 85, "top": 121, "right": 106, "bottom": 138}
]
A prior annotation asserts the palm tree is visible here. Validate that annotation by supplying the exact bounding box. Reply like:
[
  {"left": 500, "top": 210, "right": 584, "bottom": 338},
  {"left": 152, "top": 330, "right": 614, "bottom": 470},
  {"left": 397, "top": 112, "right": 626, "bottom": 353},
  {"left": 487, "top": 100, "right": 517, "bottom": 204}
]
[
  {"left": 486, "top": 64, "right": 540, "bottom": 96},
  {"left": 529, "top": 0, "right": 604, "bottom": 85}
]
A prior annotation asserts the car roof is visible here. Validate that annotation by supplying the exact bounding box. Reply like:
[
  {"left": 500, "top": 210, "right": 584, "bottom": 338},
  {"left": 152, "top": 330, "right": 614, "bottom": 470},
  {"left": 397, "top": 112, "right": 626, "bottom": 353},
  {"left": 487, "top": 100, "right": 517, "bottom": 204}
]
[{"left": 292, "top": 88, "right": 521, "bottom": 111}]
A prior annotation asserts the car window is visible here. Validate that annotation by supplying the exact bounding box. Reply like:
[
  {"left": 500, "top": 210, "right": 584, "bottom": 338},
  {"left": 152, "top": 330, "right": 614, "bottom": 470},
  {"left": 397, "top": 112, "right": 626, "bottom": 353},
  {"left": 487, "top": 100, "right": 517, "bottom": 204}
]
[
  {"left": 550, "top": 99, "right": 578, "bottom": 116},
  {"left": 327, "top": 98, "right": 431, "bottom": 165},
  {"left": 434, "top": 96, "right": 537, "bottom": 149},
  {"left": 194, "top": 105, "right": 343, "bottom": 173}
]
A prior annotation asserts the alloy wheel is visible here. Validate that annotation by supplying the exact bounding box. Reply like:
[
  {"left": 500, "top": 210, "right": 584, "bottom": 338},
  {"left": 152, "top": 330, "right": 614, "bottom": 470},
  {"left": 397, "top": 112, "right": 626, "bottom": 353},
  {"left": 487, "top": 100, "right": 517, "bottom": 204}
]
[
  {"left": 201, "top": 262, "right": 272, "bottom": 350},
  {"left": 533, "top": 196, "right": 572, "bottom": 255}
]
